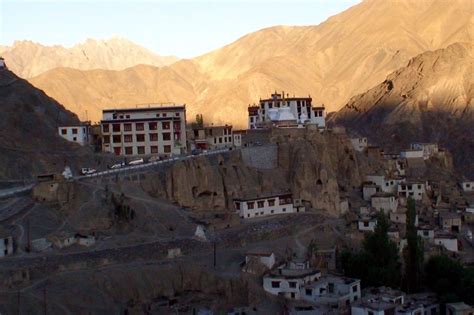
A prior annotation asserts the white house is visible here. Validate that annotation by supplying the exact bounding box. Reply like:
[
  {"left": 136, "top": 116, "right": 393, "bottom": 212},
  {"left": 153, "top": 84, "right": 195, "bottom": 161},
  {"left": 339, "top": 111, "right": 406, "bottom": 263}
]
[
  {"left": 358, "top": 215, "right": 378, "bottom": 232},
  {"left": 417, "top": 226, "right": 435, "bottom": 240},
  {"left": 234, "top": 193, "right": 297, "bottom": 219},
  {"left": 263, "top": 259, "right": 321, "bottom": 300},
  {"left": 76, "top": 234, "right": 96, "bottom": 247},
  {"left": 352, "top": 287, "right": 405, "bottom": 315},
  {"left": 248, "top": 92, "right": 326, "bottom": 129},
  {"left": 439, "top": 212, "right": 462, "bottom": 233},
  {"left": 366, "top": 175, "right": 403, "bottom": 194},
  {"left": 58, "top": 124, "right": 91, "bottom": 146},
  {"left": 233, "top": 131, "right": 244, "bottom": 147},
  {"left": 460, "top": 181, "right": 474, "bottom": 192},
  {"left": 245, "top": 251, "right": 276, "bottom": 269},
  {"left": 398, "top": 182, "right": 426, "bottom": 201},
  {"left": 301, "top": 276, "right": 361, "bottom": 307},
  {"left": 371, "top": 193, "right": 398, "bottom": 213},
  {"left": 400, "top": 149, "right": 424, "bottom": 159},
  {"left": 410, "top": 143, "right": 438, "bottom": 159},
  {"left": 351, "top": 137, "right": 368, "bottom": 152},
  {"left": 434, "top": 233, "right": 458, "bottom": 252},
  {"left": 0, "top": 230, "right": 14, "bottom": 258}
]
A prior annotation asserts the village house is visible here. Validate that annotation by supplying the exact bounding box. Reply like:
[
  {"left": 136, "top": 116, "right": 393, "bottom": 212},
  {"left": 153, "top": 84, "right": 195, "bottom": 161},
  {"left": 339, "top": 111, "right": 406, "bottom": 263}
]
[
  {"left": 446, "top": 303, "right": 473, "bottom": 315},
  {"left": 188, "top": 124, "right": 234, "bottom": 150},
  {"left": 363, "top": 184, "right": 381, "bottom": 201},
  {"left": 433, "top": 232, "right": 458, "bottom": 252},
  {"left": 400, "top": 149, "right": 424, "bottom": 159},
  {"left": 438, "top": 211, "right": 462, "bottom": 233},
  {"left": 301, "top": 275, "right": 361, "bottom": 308},
  {"left": 405, "top": 293, "right": 439, "bottom": 315},
  {"left": 410, "top": 143, "right": 439, "bottom": 159},
  {"left": 371, "top": 193, "right": 398, "bottom": 212},
  {"left": 350, "top": 137, "right": 368, "bottom": 152},
  {"left": 100, "top": 105, "right": 187, "bottom": 157},
  {"left": 233, "top": 130, "right": 244, "bottom": 147},
  {"left": 243, "top": 250, "right": 276, "bottom": 274},
  {"left": 390, "top": 208, "right": 418, "bottom": 226},
  {"left": 460, "top": 181, "right": 474, "bottom": 192},
  {"left": 0, "top": 228, "right": 14, "bottom": 258},
  {"left": 358, "top": 215, "right": 378, "bottom": 232},
  {"left": 248, "top": 92, "right": 326, "bottom": 130},
  {"left": 263, "top": 259, "right": 321, "bottom": 300},
  {"left": 234, "top": 193, "right": 298, "bottom": 219},
  {"left": 398, "top": 182, "right": 426, "bottom": 201},
  {"left": 417, "top": 226, "right": 435, "bottom": 240},
  {"left": 352, "top": 287, "right": 405, "bottom": 315},
  {"left": 366, "top": 174, "right": 403, "bottom": 194},
  {"left": 58, "top": 123, "right": 91, "bottom": 146}
]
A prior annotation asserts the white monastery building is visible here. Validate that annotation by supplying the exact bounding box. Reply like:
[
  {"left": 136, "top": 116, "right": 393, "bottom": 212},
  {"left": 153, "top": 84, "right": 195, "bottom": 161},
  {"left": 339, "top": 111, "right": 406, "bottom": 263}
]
[
  {"left": 58, "top": 124, "right": 91, "bottom": 146},
  {"left": 460, "top": 180, "right": 474, "bottom": 192},
  {"left": 248, "top": 92, "right": 325, "bottom": 129},
  {"left": 234, "top": 193, "right": 298, "bottom": 219},
  {"left": 398, "top": 182, "right": 426, "bottom": 201},
  {"left": 100, "top": 105, "right": 187, "bottom": 156}
]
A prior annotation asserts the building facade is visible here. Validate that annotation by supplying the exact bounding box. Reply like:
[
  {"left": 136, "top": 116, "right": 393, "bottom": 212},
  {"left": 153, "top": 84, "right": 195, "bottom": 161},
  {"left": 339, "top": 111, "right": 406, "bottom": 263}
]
[
  {"left": 398, "top": 182, "right": 426, "bottom": 201},
  {"left": 248, "top": 92, "right": 325, "bottom": 129},
  {"left": 58, "top": 124, "right": 91, "bottom": 146},
  {"left": 350, "top": 137, "right": 368, "bottom": 152},
  {"left": 100, "top": 105, "right": 187, "bottom": 156},
  {"left": 234, "top": 193, "right": 296, "bottom": 219}
]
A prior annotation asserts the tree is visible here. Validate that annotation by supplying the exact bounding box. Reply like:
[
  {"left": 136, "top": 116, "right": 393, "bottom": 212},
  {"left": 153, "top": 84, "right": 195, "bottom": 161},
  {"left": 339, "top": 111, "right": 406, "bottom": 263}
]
[
  {"left": 341, "top": 211, "right": 401, "bottom": 288},
  {"left": 403, "top": 197, "right": 424, "bottom": 293}
]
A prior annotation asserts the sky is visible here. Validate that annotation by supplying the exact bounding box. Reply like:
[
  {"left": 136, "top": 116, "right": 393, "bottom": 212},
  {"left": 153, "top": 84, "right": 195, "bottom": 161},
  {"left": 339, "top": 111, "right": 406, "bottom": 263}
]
[{"left": 0, "top": 0, "right": 360, "bottom": 58}]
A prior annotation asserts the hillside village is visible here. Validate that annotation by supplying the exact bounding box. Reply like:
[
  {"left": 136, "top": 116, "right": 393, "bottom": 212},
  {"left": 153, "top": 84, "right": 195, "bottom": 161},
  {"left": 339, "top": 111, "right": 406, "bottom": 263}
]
[{"left": 0, "top": 54, "right": 473, "bottom": 314}]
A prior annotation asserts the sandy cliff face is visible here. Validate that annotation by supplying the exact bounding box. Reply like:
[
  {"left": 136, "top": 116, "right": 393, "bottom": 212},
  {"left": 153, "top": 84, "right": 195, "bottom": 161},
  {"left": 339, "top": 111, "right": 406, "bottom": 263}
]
[
  {"left": 1, "top": 38, "right": 178, "bottom": 78},
  {"left": 26, "top": 0, "right": 472, "bottom": 126},
  {"left": 331, "top": 42, "right": 473, "bottom": 176},
  {"left": 142, "top": 130, "right": 366, "bottom": 216}
]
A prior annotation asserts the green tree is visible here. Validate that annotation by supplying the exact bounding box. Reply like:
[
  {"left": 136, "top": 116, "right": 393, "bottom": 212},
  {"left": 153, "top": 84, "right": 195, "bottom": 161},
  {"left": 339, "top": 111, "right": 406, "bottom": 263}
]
[
  {"left": 341, "top": 211, "right": 401, "bottom": 288},
  {"left": 403, "top": 197, "right": 424, "bottom": 293}
]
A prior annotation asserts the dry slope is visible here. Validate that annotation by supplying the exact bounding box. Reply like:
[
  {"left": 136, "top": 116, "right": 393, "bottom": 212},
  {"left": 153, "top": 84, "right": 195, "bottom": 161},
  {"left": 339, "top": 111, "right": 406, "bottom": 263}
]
[
  {"left": 331, "top": 42, "right": 474, "bottom": 176},
  {"left": 28, "top": 0, "right": 473, "bottom": 126}
]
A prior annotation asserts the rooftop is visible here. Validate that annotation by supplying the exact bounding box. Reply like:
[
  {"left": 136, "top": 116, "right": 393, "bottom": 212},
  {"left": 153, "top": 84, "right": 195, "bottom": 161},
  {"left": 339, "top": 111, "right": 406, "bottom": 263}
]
[{"left": 103, "top": 104, "right": 185, "bottom": 113}]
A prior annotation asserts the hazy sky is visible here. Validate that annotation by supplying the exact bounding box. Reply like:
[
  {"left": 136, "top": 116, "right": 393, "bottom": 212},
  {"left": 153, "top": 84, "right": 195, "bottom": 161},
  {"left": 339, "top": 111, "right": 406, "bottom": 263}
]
[{"left": 0, "top": 0, "right": 360, "bottom": 58}]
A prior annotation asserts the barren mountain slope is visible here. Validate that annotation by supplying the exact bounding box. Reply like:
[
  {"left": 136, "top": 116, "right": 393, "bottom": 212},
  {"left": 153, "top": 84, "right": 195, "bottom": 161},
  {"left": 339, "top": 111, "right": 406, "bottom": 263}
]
[
  {"left": 331, "top": 42, "right": 473, "bottom": 176},
  {"left": 1, "top": 37, "right": 178, "bottom": 78},
  {"left": 29, "top": 0, "right": 472, "bottom": 126},
  {"left": 0, "top": 69, "right": 94, "bottom": 179}
]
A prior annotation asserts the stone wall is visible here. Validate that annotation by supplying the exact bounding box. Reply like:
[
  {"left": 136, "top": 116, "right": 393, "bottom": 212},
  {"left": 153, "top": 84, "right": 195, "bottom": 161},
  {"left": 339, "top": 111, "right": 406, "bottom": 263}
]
[{"left": 240, "top": 145, "right": 277, "bottom": 169}]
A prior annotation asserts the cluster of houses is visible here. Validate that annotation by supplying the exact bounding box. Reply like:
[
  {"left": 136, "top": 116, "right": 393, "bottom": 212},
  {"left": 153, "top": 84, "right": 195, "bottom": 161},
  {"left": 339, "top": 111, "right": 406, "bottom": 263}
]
[
  {"left": 349, "top": 138, "right": 474, "bottom": 255},
  {"left": 57, "top": 92, "right": 327, "bottom": 158},
  {"left": 239, "top": 250, "right": 473, "bottom": 315}
]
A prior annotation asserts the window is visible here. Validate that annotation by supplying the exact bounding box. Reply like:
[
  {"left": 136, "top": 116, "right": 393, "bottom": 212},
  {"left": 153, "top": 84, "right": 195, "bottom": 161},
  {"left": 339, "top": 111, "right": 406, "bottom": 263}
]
[
  {"left": 418, "top": 184, "right": 422, "bottom": 189},
  {"left": 268, "top": 199, "right": 275, "bottom": 206},
  {"left": 73, "top": 137, "right": 77, "bottom": 141},
  {"left": 352, "top": 285, "right": 358, "bottom": 293},
  {"left": 219, "top": 137, "right": 222, "bottom": 143},
  {"left": 214, "top": 138, "right": 217, "bottom": 144},
  {"left": 271, "top": 281, "right": 280, "bottom": 288},
  {"left": 162, "top": 121, "right": 170, "bottom": 130},
  {"left": 149, "top": 122, "right": 157, "bottom": 130},
  {"left": 149, "top": 133, "right": 158, "bottom": 141},
  {"left": 368, "top": 311, "right": 374, "bottom": 315},
  {"left": 72, "top": 128, "right": 78, "bottom": 134},
  {"left": 136, "top": 123, "right": 144, "bottom": 131},
  {"left": 124, "top": 123, "right": 132, "bottom": 132},
  {"left": 126, "top": 115, "right": 130, "bottom": 119},
  {"left": 112, "top": 124, "right": 120, "bottom": 132},
  {"left": 364, "top": 222, "right": 369, "bottom": 227},
  {"left": 136, "top": 134, "right": 145, "bottom": 142},
  {"left": 290, "top": 292, "right": 296, "bottom": 299},
  {"left": 61, "top": 129, "right": 67, "bottom": 135},
  {"left": 235, "top": 202, "right": 240, "bottom": 210},
  {"left": 305, "top": 289, "right": 312, "bottom": 296},
  {"left": 162, "top": 133, "right": 171, "bottom": 141},
  {"left": 271, "top": 210, "right": 274, "bottom": 214},
  {"left": 137, "top": 146, "right": 145, "bottom": 155},
  {"left": 113, "top": 135, "right": 121, "bottom": 143},
  {"left": 150, "top": 146, "right": 158, "bottom": 154},
  {"left": 289, "top": 282, "right": 296, "bottom": 288},
  {"left": 283, "top": 208, "right": 286, "bottom": 212},
  {"left": 257, "top": 201, "right": 264, "bottom": 208},
  {"left": 175, "top": 112, "right": 180, "bottom": 117},
  {"left": 102, "top": 124, "right": 109, "bottom": 132},
  {"left": 247, "top": 202, "right": 255, "bottom": 209},
  {"left": 164, "top": 145, "right": 171, "bottom": 153},
  {"left": 124, "top": 135, "right": 132, "bottom": 143},
  {"left": 103, "top": 135, "right": 110, "bottom": 144},
  {"left": 163, "top": 113, "right": 167, "bottom": 117},
  {"left": 125, "top": 147, "right": 133, "bottom": 155}
]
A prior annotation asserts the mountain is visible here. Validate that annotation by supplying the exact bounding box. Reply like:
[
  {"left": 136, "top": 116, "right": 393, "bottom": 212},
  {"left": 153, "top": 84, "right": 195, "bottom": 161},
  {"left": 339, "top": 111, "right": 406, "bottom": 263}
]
[
  {"left": 0, "top": 69, "right": 94, "bottom": 179},
  {"left": 28, "top": 0, "right": 472, "bottom": 127},
  {"left": 331, "top": 42, "right": 473, "bottom": 176},
  {"left": 1, "top": 37, "right": 179, "bottom": 78}
]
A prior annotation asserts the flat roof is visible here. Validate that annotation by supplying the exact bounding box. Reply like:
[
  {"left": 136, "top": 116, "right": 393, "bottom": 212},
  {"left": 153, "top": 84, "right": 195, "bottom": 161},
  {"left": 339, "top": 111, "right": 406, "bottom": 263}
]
[
  {"left": 103, "top": 105, "right": 185, "bottom": 113},
  {"left": 234, "top": 192, "right": 292, "bottom": 202}
]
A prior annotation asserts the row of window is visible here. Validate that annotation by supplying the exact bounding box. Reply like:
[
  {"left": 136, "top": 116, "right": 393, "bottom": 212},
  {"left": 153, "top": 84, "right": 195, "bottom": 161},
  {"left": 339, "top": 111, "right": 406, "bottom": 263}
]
[
  {"left": 103, "top": 132, "right": 176, "bottom": 144},
  {"left": 103, "top": 121, "right": 176, "bottom": 133},
  {"left": 213, "top": 136, "right": 232, "bottom": 144},
  {"left": 60, "top": 127, "right": 86, "bottom": 135},
  {"left": 244, "top": 208, "right": 287, "bottom": 217},
  {"left": 111, "top": 112, "right": 180, "bottom": 120},
  {"left": 118, "top": 145, "right": 172, "bottom": 155}
]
